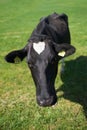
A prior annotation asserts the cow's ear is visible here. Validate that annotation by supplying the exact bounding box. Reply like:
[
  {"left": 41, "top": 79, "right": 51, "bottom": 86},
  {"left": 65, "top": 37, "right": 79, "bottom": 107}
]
[
  {"left": 5, "top": 48, "right": 27, "bottom": 64},
  {"left": 53, "top": 43, "right": 76, "bottom": 58},
  {"left": 59, "top": 13, "right": 68, "bottom": 22}
]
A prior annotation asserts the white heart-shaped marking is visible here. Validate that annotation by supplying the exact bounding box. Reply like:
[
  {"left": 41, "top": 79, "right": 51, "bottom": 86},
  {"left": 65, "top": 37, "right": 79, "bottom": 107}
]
[{"left": 33, "top": 41, "right": 45, "bottom": 54}]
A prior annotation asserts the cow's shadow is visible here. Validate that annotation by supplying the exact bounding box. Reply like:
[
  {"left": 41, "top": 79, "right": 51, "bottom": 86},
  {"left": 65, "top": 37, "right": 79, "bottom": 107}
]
[{"left": 57, "top": 56, "right": 87, "bottom": 118}]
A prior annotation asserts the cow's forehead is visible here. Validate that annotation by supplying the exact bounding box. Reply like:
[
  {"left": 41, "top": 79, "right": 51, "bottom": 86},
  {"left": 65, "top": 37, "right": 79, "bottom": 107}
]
[{"left": 33, "top": 41, "right": 46, "bottom": 55}]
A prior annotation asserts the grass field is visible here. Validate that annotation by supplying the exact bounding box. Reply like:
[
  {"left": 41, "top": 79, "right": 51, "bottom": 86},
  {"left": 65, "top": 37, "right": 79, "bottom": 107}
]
[{"left": 0, "top": 0, "right": 87, "bottom": 129}]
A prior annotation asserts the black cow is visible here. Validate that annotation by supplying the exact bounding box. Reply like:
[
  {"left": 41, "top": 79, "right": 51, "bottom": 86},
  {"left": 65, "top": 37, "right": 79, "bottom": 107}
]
[{"left": 5, "top": 13, "right": 76, "bottom": 107}]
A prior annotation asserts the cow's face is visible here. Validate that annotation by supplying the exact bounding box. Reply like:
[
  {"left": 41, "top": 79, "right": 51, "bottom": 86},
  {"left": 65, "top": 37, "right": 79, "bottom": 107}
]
[
  {"left": 5, "top": 39, "right": 75, "bottom": 107},
  {"left": 27, "top": 40, "right": 58, "bottom": 106},
  {"left": 27, "top": 39, "right": 75, "bottom": 106}
]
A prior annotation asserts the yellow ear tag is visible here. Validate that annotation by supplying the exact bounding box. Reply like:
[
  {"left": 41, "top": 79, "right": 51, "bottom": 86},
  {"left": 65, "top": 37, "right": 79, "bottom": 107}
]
[
  {"left": 58, "top": 50, "right": 66, "bottom": 57},
  {"left": 14, "top": 56, "right": 21, "bottom": 63}
]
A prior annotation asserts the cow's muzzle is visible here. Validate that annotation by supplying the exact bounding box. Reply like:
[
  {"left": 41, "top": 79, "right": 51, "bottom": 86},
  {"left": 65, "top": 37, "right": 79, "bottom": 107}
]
[{"left": 36, "top": 95, "right": 57, "bottom": 107}]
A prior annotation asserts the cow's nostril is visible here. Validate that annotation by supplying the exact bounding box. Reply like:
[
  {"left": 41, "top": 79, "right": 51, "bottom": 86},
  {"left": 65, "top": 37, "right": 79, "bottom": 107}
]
[
  {"left": 37, "top": 95, "right": 57, "bottom": 107},
  {"left": 39, "top": 99, "right": 46, "bottom": 106},
  {"left": 38, "top": 97, "right": 53, "bottom": 107}
]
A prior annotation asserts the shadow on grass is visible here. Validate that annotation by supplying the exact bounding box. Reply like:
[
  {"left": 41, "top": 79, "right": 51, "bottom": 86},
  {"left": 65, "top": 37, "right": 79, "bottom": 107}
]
[{"left": 57, "top": 56, "right": 87, "bottom": 118}]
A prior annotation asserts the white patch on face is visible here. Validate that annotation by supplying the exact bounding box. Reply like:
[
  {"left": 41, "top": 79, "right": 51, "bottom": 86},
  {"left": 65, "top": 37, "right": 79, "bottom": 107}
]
[{"left": 33, "top": 41, "right": 45, "bottom": 54}]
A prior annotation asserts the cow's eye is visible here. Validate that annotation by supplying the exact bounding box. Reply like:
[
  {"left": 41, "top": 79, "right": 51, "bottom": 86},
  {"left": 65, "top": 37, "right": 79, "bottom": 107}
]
[
  {"left": 51, "top": 55, "right": 58, "bottom": 64},
  {"left": 28, "top": 62, "right": 36, "bottom": 69},
  {"left": 28, "top": 61, "right": 33, "bottom": 68},
  {"left": 51, "top": 58, "right": 55, "bottom": 64},
  {"left": 29, "top": 63, "right": 33, "bottom": 68}
]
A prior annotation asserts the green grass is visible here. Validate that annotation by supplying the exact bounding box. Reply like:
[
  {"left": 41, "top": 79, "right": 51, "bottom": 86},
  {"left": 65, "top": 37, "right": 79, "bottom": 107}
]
[{"left": 0, "top": 0, "right": 87, "bottom": 129}]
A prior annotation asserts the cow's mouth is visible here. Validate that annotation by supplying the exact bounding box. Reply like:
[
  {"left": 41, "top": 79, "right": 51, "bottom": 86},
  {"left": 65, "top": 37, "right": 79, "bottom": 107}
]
[{"left": 36, "top": 95, "right": 57, "bottom": 107}]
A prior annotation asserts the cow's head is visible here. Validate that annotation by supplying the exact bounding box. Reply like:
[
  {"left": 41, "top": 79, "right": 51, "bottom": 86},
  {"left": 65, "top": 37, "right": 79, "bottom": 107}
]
[{"left": 5, "top": 39, "right": 75, "bottom": 107}]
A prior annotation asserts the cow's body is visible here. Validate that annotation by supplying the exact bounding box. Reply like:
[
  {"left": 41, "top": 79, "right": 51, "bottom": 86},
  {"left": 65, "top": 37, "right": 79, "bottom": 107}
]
[{"left": 5, "top": 13, "right": 76, "bottom": 107}]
